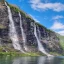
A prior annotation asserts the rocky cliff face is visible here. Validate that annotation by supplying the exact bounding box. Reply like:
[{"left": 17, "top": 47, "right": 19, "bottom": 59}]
[{"left": 0, "top": 2, "right": 63, "bottom": 55}]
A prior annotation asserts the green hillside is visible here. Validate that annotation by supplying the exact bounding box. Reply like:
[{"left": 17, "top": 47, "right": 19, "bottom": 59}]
[{"left": 57, "top": 34, "right": 64, "bottom": 50}]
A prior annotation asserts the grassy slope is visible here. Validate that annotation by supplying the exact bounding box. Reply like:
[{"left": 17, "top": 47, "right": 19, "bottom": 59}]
[
  {"left": 0, "top": 52, "right": 41, "bottom": 57},
  {"left": 57, "top": 34, "right": 64, "bottom": 50},
  {"left": 0, "top": 47, "right": 43, "bottom": 56}
]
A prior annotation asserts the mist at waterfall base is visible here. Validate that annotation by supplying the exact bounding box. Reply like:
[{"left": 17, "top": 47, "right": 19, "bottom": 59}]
[{"left": 0, "top": 56, "right": 64, "bottom": 64}]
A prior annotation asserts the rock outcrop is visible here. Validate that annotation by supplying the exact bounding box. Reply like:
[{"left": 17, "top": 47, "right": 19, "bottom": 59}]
[{"left": 0, "top": 1, "right": 63, "bottom": 55}]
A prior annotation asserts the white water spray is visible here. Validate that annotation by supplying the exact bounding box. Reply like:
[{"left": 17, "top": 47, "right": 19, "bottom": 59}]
[
  {"left": 5, "top": 2, "right": 24, "bottom": 53},
  {"left": 19, "top": 12, "right": 28, "bottom": 51},
  {"left": 34, "top": 23, "right": 52, "bottom": 56}
]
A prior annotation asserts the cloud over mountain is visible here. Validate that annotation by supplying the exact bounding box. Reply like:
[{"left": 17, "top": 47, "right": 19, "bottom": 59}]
[{"left": 30, "top": 0, "right": 64, "bottom": 12}]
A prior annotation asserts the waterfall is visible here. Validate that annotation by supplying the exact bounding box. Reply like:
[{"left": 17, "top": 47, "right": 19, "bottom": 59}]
[
  {"left": 34, "top": 23, "right": 52, "bottom": 56},
  {"left": 5, "top": 2, "right": 24, "bottom": 53},
  {"left": 19, "top": 12, "right": 28, "bottom": 51}
]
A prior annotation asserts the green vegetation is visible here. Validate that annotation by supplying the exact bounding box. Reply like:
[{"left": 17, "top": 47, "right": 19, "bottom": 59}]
[
  {"left": 0, "top": 46, "right": 41, "bottom": 56},
  {"left": 0, "top": 46, "right": 63, "bottom": 56},
  {"left": 0, "top": 51, "right": 63, "bottom": 56},
  {"left": 0, "top": 24, "right": 6, "bottom": 29},
  {"left": 8, "top": 4, "right": 33, "bottom": 20},
  {"left": 50, "top": 52, "right": 63, "bottom": 56},
  {"left": 8, "top": 4, "right": 20, "bottom": 13},
  {"left": 57, "top": 34, "right": 64, "bottom": 50},
  {"left": 0, "top": 52, "right": 41, "bottom": 57}
]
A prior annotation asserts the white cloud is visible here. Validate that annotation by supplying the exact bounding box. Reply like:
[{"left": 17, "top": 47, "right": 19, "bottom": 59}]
[
  {"left": 52, "top": 15, "right": 64, "bottom": 20},
  {"left": 30, "top": 0, "right": 64, "bottom": 12},
  {"left": 50, "top": 21, "right": 64, "bottom": 30},
  {"left": 57, "top": 30, "right": 64, "bottom": 36},
  {"left": 50, "top": 21, "right": 64, "bottom": 36}
]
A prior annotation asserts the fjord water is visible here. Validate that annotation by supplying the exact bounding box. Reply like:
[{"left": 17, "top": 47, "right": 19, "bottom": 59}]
[{"left": 0, "top": 56, "right": 64, "bottom": 64}]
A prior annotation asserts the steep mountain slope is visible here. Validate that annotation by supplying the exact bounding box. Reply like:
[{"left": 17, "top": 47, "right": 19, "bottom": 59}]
[
  {"left": 0, "top": 1, "right": 63, "bottom": 55},
  {"left": 57, "top": 34, "right": 64, "bottom": 51}
]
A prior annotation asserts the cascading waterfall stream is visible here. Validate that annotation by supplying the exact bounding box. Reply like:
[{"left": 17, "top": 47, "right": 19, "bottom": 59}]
[
  {"left": 34, "top": 23, "right": 52, "bottom": 56},
  {"left": 5, "top": 2, "right": 24, "bottom": 53},
  {"left": 19, "top": 12, "right": 28, "bottom": 51}
]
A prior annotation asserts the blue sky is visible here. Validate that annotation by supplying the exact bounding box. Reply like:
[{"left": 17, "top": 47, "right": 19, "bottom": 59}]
[{"left": 6, "top": 0, "right": 64, "bottom": 36}]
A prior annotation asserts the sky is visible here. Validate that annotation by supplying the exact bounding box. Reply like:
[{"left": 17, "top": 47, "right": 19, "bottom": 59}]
[{"left": 6, "top": 0, "right": 64, "bottom": 36}]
